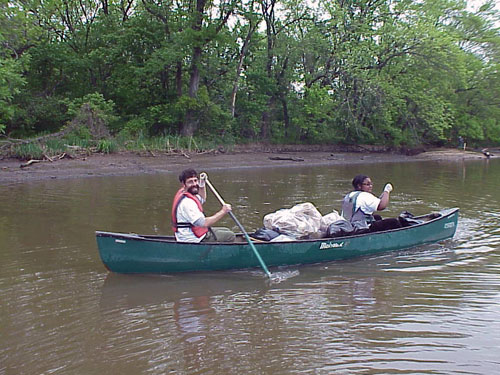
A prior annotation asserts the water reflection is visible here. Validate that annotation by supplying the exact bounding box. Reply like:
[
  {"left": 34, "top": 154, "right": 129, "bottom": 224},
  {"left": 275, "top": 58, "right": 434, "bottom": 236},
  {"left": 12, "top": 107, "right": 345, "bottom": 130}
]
[{"left": 173, "top": 295, "right": 214, "bottom": 344}]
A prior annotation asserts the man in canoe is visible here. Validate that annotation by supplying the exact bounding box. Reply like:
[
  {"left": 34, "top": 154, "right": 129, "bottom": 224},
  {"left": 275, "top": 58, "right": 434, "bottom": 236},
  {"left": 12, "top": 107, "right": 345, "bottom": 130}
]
[
  {"left": 172, "top": 168, "right": 235, "bottom": 242},
  {"left": 342, "top": 174, "right": 401, "bottom": 232}
]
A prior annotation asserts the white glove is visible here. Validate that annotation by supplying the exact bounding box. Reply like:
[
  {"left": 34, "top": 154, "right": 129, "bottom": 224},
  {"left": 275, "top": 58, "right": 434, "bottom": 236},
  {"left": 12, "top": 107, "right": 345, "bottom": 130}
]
[
  {"left": 384, "top": 183, "right": 393, "bottom": 193},
  {"left": 199, "top": 173, "right": 207, "bottom": 188}
]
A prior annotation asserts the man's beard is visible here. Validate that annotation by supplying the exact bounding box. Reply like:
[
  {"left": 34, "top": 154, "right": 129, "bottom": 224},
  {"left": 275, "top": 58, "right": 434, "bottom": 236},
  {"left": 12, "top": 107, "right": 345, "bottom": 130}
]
[{"left": 188, "top": 185, "right": 199, "bottom": 195}]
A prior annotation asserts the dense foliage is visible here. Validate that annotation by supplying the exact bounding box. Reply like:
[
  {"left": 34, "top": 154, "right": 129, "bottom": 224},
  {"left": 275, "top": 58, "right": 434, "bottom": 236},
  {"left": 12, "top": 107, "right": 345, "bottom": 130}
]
[{"left": 1, "top": 0, "right": 499, "bottom": 147}]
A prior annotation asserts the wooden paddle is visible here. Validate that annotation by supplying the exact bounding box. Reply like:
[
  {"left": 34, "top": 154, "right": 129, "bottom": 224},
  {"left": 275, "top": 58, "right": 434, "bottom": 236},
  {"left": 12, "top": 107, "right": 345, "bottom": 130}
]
[{"left": 200, "top": 173, "right": 273, "bottom": 279}]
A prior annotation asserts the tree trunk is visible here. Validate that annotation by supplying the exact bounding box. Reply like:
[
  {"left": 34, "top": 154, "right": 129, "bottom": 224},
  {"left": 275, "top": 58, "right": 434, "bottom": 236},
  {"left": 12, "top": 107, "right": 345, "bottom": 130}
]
[
  {"left": 231, "top": 17, "right": 258, "bottom": 117},
  {"left": 181, "top": 46, "right": 202, "bottom": 136},
  {"left": 181, "top": 110, "right": 199, "bottom": 137},
  {"left": 258, "top": 0, "right": 278, "bottom": 141},
  {"left": 188, "top": 46, "right": 202, "bottom": 98},
  {"left": 231, "top": 38, "right": 251, "bottom": 117},
  {"left": 281, "top": 96, "right": 290, "bottom": 138},
  {"left": 180, "top": 0, "right": 206, "bottom": 137},
  {"left": 260, "top": 96, "right": 275, "bottom": 139},
  {"left": 176, "top": 61, "right": 183, "bottom": 97},
  {"left": 260, "top": 110, "right": 271, "bottom": 139}
]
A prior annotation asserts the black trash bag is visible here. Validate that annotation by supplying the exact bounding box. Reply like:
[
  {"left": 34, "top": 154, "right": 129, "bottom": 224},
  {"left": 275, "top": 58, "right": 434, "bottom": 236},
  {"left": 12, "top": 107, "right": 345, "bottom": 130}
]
[
  {"left": 399, "top": 210, "right": 414, "bottom": 219},
  {"left": 351, "top": 220, "right": 370, "bottom": 234},
  {"left": 250, "top": 227, "right": 281, "bottom": 241},
  {"left": 326, "top": 220, "right": 355, "bottom": 237},
  {"left": 370, "top": 218, "right": 402, "bottom": 232},
  {"left": 398, "top": 210, "right": 423, "bottom": 227}
]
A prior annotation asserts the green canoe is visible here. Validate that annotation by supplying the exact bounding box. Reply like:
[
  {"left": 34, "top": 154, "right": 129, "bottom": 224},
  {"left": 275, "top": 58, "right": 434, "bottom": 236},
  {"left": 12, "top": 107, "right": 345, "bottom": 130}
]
[{"left": 96, "top": 208, "right": 459, "bottom": 274}]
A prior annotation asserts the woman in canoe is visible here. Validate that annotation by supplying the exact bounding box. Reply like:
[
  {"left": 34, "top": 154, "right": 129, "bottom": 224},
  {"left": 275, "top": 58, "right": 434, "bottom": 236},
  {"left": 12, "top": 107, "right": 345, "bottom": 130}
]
[{"left": 342, "top": 175, "right": 400, "bottom": 231}]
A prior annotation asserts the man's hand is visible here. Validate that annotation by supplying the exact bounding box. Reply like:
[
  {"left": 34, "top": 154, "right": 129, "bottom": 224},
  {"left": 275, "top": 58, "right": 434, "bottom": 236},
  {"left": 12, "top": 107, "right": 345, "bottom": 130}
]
[
  {"left": 221, "top": 204, "right": 232, "bottom": 213},
  {"left": 384, "top": 183, "right": 393, "bottom": 193}
]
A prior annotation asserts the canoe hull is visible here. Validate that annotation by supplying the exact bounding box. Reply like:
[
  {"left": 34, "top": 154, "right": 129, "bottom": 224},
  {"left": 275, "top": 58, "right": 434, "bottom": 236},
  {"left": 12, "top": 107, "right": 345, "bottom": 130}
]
[{"left": 96, "top": 208, "right": 459, "bottom": 274}]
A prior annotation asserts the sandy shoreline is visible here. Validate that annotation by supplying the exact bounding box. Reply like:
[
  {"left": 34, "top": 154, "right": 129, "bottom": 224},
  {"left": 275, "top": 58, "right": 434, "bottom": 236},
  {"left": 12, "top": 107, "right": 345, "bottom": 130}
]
[{"left": 0, "top": 147, "right": 493, "bottom": 185}]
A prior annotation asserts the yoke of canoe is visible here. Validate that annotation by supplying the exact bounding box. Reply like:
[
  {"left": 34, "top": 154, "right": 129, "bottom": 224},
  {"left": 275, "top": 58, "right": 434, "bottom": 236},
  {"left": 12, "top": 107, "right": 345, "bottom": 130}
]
[{"left": 95, "top": 208, "right": 459, "bottom": 274}]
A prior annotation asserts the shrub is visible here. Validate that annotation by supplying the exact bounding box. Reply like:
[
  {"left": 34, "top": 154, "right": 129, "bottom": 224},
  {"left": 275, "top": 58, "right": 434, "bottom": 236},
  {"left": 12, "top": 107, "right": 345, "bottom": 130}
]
[{"left": 96, "top": 139, "right": 117, "bottom": 154}]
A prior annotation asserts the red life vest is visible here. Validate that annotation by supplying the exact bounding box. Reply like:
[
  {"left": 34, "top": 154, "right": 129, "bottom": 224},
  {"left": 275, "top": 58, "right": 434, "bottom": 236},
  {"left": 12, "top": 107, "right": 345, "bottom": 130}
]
[{"left": 171, "top": 188, "right": 208, "bottom": 238}]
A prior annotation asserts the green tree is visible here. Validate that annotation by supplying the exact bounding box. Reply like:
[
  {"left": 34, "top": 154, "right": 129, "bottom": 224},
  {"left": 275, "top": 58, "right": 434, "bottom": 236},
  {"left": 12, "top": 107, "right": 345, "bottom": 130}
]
[
  {"left": 0, "top": 0, "right": 34, "bottom": 134},
  {"left": 1, "top": 0, "right": 499, "bottom": 148}
]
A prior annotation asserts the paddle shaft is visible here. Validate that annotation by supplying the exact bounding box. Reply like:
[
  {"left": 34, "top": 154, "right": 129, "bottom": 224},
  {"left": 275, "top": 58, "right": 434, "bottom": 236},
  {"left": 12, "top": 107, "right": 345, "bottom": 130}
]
[{"left": 201, "top": 175, "right": 272, "bottom": 278}]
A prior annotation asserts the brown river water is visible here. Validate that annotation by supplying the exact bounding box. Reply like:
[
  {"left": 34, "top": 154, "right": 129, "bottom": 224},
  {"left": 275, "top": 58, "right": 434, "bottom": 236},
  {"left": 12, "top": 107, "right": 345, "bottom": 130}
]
[{"left": 1, "top": 159, "right": 500, "bottom": 374}]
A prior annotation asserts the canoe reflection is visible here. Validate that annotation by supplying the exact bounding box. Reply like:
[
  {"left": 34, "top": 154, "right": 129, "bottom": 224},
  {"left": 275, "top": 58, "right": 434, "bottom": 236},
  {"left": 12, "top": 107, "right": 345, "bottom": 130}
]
[
  {"left": 99, "top": 271, "right": 271, "bottom": 310},
  {"left": 174, "top": 295, "right": 214, "bottom": 344}
]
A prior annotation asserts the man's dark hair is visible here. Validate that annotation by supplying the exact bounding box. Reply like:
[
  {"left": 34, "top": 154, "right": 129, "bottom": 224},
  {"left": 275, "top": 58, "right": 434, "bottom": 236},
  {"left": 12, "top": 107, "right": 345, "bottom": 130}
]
[
  {"left": 179, "top": 168, "right": 198, "bottom": 184},
  {"left": 352, "top": 175, "right": 369, "bottom": 190}
]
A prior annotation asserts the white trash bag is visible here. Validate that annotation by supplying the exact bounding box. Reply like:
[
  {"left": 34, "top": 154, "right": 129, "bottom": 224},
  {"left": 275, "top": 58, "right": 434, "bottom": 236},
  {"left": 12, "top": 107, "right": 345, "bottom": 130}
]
[
  {"left": 319, "top": 210, "right": 346, "bottom": 234},
  {"left": 263, "top": 202, "right": 323, "bottom": 238},
  {"left": 270, "top": 234, "right": 296, "bottom": 242}
]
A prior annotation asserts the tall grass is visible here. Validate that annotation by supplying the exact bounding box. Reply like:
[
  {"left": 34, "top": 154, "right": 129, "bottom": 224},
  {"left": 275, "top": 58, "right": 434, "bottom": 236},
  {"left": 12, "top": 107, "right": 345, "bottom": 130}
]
[
  {"left": 7, "top": 134, "right": 234, "bottom": 159},
  {"left": 12, "top": 143, "right": 44, "bottom": 159},
  {"left": 117, "top": 134, "right": 233, "bottom": 153},
  {"left": 44, "top": 139, "right": 68, "bottom": 154}
]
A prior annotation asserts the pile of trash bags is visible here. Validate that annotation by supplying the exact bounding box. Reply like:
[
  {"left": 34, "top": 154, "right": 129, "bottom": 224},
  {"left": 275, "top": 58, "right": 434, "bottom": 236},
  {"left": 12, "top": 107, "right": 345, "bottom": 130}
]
[
  {"left": 250, "top": 203, "right": 427, "bottom": 241},
  {"left": 252, "top": 202, "right": 345, "bottom": 241}
]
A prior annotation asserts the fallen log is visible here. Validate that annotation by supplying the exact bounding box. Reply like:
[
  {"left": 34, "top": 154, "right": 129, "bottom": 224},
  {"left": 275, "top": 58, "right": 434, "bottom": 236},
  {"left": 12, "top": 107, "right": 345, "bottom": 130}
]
[
  {"left": 20, "top": 159, "right": 43, "bottom": 168},
  {"left": 19, "top": 152, "right": 75, "bottom": 168},
  {"left": 269, "top": 156, "right": 304, "bottom": 162},
  {"left": 43, "top": 153, "right": 54, "bottom": 162}
]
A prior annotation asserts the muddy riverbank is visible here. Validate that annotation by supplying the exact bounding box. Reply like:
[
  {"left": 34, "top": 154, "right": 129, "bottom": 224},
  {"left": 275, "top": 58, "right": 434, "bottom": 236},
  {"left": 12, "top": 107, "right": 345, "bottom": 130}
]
[{"left": 0, "top": 146, "right": 493, "bottom": 185}]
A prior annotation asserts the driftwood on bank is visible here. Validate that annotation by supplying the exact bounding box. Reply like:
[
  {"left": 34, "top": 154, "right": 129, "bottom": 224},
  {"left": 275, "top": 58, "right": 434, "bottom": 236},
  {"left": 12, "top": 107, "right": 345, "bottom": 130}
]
[
  {"left": 20, "top": 159, "right": 43, "bottom": 168},
  {"left": 20, "top": 153, "right": 73, "bottom": 168},
  {"left": 269, "top": 156, "right": 304, "bottom": 162}
]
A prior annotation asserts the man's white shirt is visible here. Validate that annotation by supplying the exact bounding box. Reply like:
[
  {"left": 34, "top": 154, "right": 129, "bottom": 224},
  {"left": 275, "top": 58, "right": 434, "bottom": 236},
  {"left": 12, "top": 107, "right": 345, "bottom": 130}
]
[{"left": 175, "top": 195, "right": 206, "bottom": 242}]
